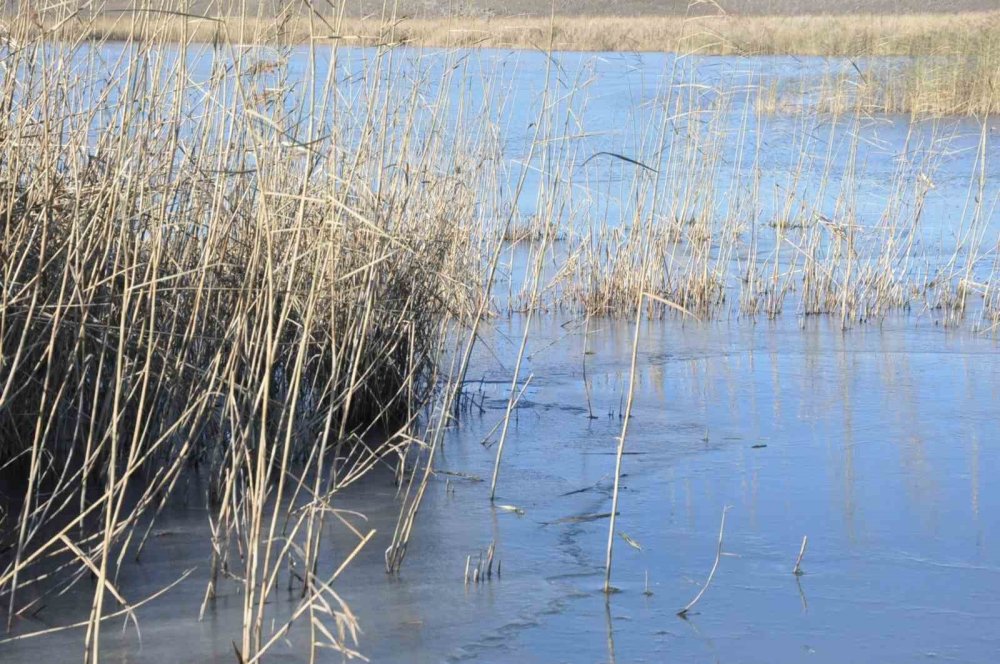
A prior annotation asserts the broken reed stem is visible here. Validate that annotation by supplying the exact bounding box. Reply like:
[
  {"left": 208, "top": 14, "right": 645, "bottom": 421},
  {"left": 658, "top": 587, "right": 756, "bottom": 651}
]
[
  {"left": 793, "top": 535, "right": 809, "bottom": 576},
  {"left": 678, "top": 506, "right": 731, "bottom": 617},
  {"left": 463, "top": 543, "right": 501, "bottom": 586}
]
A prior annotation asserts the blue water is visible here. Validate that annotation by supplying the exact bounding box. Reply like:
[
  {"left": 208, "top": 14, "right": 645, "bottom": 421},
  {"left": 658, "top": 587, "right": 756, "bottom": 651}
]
[
  {"left": 5, "top": 314, "right": 999, "bottom": 663},
  {"left": 2, "top": 42, "right": 999, "bottom": 663}
]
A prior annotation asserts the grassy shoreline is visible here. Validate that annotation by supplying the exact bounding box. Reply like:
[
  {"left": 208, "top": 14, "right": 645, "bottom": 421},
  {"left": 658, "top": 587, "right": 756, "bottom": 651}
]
[
  {"left": 22, "top": 9, "right": 995, "bottom": 115},
  {"left": 14, "top": 10, "right": 1000, "bottom": 56}
]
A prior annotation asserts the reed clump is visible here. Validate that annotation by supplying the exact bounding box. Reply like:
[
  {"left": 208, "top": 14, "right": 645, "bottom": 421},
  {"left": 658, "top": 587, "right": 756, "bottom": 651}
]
[
  {"left": 760, "top": 45, "right": 1000, "bottom": 117},
  {"left": 498, "top": 69, "right": 996, "bottom": 328},
  {"left": 0, "top": 6, "right": 500, "bottom": 660}
]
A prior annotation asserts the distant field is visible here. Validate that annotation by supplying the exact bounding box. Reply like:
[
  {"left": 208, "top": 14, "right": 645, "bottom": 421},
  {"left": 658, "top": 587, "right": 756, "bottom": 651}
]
[
  {"left": 350, "top": 0, "right": 1000, "bottom": 17},
  {"left": 28, "top": 9, "right": 999, "bottom": 57},
  {"left": 89, "top": 0, "right": 1000, "bottom": 17}
]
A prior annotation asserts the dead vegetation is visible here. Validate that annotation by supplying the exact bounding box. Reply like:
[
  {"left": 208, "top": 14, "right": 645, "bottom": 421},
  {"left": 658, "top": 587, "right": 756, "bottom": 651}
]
[{"left": 10, "top": 7, "right": 1000, "bottom": 56}]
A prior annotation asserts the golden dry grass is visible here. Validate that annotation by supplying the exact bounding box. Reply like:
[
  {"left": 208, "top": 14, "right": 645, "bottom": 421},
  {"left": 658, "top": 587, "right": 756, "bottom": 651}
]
[
  {"left": 15, "top": 10, "right": 1000, "bottom": 56},
  {"left": 0, "top": 8, "right": 500, "bottom": 657},
  {"left": 758, "top": 44, "right": 1000, "bottom": 116}
]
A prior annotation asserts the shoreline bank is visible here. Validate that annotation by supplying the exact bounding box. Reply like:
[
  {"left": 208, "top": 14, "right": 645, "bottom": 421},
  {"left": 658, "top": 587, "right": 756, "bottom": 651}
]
[{"left": 13, "top": 11, "right": 999, "bottom": 56}]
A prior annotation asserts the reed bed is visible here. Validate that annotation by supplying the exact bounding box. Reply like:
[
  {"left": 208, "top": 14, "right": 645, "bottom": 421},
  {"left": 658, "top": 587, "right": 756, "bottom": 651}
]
[
  {"left": 499, "top": 70, "right": 998, "bottom": 329},
  {"left": 759, "top": 46, "right": 1000, "bottom": 117},
  {"left": 0, "top": 7, "right": 504, "bottom": 660},
  {"left": 26, "top": 10, "right": 1000, "bottom": 57}
]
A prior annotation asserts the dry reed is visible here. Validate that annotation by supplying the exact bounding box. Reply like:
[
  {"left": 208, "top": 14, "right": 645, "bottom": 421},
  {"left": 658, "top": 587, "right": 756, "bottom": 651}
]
[
  {"left": 26, "top": 11, "right": 1000, "bottom": 57},
  {"left": 0, "top": 4, "right": 500, "bottom": 659}
]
